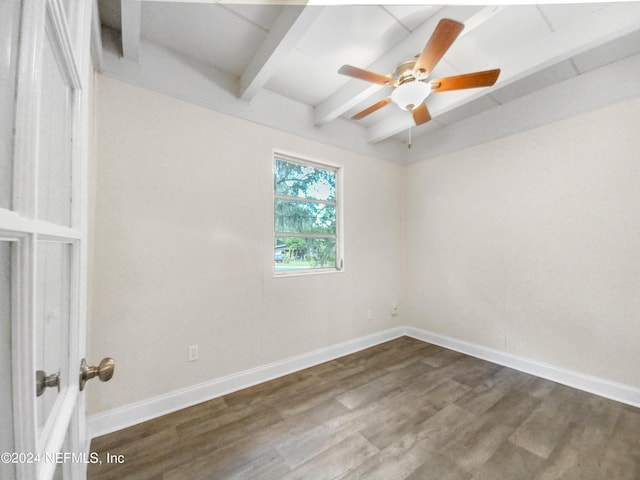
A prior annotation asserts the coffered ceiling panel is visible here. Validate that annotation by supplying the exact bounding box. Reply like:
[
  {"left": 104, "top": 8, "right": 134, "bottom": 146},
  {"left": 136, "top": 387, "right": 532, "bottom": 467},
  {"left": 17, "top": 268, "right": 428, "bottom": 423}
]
[
  {"left": 295, "top": 6, "right": 407, "bottom": 59},
  {"left": 223, "top": 3, "right": 283, "bottom": 30},
  {"left": 382, "top": 5, "right": 441, "bottom": 32},
  {"left": 141, "top": 2, "right": 276, "bottom": 76},
  {"left": 266, "top": 47, "right": 340, "bottom": 105},
  {"left": 443, "top": 6, "right": 552, "bottom": 74},
  {"left": 536, "top": 3, "right": 607, "bottom": 31}
]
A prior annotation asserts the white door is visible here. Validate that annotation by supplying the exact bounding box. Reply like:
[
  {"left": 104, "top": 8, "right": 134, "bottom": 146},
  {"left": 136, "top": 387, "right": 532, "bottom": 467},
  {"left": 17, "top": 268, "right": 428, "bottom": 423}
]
[{"left": 1, "top": 1, "right": 96, "bottom": 479}]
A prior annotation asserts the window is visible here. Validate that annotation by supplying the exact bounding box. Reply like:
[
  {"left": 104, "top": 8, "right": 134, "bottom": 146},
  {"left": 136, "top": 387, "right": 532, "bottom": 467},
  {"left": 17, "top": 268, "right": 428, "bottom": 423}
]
[{"left": 273, "top": 153, "right": 342, "bottom": 274}]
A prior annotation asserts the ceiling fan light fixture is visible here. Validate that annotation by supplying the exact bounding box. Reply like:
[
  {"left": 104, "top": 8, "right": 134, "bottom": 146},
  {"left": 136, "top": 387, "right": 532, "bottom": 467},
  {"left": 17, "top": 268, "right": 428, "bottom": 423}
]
[
  {"left": 338, "top": 18, "right": 499, "bottom": 126},
  {"left": 391, "top": 81, "right": 431, "bottom": 111}
]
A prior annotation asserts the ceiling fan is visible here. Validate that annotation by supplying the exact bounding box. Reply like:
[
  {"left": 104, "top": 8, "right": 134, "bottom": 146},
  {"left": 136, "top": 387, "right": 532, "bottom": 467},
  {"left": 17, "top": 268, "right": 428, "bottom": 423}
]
[{"left": 338, "top": 18, "right": 500, "bottom": 126}]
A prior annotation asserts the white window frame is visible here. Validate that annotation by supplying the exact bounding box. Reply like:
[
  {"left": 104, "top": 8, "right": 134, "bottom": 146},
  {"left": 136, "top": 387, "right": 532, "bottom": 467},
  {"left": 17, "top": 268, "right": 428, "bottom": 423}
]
[{"left": 273, "top": 151, "right": 343, "bottom": 277}]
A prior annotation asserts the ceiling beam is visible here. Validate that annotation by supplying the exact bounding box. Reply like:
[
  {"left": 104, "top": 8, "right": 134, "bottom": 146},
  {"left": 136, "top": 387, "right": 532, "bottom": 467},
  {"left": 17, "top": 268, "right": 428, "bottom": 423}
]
[
  {"left": 121, "top": 0, "right": 141, "bottom": 62},
  {"left": 367, "top": 2, "right": 640, "bottom": 143},
  {"left": 239, "top": 5, "right": 321, "bottom": 102}
]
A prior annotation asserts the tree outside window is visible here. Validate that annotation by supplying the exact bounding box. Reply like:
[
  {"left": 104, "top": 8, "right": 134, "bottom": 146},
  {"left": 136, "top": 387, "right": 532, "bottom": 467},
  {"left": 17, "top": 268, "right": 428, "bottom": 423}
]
[{"left": 273, "top": 155, "right": 341, "bottom": 274}]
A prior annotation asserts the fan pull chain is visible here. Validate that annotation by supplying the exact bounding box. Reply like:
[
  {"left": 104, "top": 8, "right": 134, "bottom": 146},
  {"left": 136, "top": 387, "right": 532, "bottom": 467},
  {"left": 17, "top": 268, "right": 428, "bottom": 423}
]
[{"left": 408, "top": 127, "right": 412, "bottom": 148}]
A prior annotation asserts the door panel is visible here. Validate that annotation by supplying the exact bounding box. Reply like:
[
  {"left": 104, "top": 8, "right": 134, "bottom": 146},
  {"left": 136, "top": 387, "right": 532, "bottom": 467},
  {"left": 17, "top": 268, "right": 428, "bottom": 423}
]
[{"left": 1, "top": 1, "right": 95, "bottom": 479}]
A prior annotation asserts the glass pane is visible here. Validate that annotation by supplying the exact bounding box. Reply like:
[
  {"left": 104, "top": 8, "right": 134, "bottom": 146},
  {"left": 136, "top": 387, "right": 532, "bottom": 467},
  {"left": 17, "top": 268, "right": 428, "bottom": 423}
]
[
  {"left": 0, "top": 241, "right": 15, "bottom": 480},
  {"left": 37, "top": 31, "right": 73, "bottom": 226},
  {"left": 36, "top": 241, "right": 71, "bottom": 433},
  {"left": 275, "top": 199, "right": 336, "bottom": 235},
  {"left": 53, "top": 460, "right": 63, "bottom": 480},
  {"left": 275, "top": 236, "right": 336, "bottom": 271},
  {"left": 61, "top": 0, "right": 73, "bottom": 19},
  {"left": 274, "top": 158, "right": 336, "bottom": 201},
  {"left": 0, "top": 0, "right": 21, "bottom": 210}
]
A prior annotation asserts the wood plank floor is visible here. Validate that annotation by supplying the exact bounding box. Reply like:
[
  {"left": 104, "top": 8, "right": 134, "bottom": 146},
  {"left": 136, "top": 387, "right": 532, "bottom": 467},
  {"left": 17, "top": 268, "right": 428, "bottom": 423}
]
[{"left": 88, "top": 337, "right": 640, "bottom": 480}]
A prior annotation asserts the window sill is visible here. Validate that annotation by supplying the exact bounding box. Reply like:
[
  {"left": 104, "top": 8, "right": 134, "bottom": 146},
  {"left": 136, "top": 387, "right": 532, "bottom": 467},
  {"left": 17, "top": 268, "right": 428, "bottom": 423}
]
[{"left": 273, "top": 267, "right": 344, "bottom": 278}]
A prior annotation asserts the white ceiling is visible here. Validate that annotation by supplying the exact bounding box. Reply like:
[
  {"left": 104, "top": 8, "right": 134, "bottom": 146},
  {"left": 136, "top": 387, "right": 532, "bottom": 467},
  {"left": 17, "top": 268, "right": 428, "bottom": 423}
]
[{"left": 96, "top": 1, "right": 640, "bottom": 161}]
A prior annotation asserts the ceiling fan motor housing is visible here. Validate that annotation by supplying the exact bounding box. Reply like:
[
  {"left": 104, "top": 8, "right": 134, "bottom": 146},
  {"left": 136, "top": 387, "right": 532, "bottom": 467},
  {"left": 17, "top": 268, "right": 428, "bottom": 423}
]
[
  {"left": 393, "top": 59, "right": 425, "bottom": 83},
  {"left": 391, "top": 59, "right": 431, "bottom": 110}
]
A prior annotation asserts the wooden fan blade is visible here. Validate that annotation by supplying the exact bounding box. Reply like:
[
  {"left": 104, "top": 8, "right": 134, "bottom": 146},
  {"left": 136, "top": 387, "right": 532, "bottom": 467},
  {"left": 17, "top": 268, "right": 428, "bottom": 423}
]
[
  {"left": 412, "top": 103, "right": 431, "bottom": 126},
  {"left": 351, "top": 97, "right": 391, "bottom": 120},
  {"left": 338, "top": 65, "right": 397, "bottom": 87},
  {"left": 430, "top": 69, "right": 501, "bottom": 92},
  {"left": 414, "top": 18, "right": 464, "bottom": 78}
]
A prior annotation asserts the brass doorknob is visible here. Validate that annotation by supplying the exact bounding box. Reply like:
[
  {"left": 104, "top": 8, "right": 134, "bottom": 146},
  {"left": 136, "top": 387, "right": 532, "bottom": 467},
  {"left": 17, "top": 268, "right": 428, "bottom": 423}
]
[
  {"left": 79, "top": 357, "right": 115, "bottom": 391},
  {"left": 36, "top": 370, "right": 60, "bottom": 397}
]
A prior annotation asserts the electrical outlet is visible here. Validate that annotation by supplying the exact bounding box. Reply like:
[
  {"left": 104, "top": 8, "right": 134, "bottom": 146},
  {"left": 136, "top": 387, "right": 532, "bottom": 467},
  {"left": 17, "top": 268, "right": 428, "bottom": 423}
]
[
  {"left": 188, "top": 344, "right": 199, "bottom": 362},
  {"left": 367, "top": 309, "right": 373, "bottom": 321},
  {"left": 390, "top": 303, "right": 398, "bottom": 316}
]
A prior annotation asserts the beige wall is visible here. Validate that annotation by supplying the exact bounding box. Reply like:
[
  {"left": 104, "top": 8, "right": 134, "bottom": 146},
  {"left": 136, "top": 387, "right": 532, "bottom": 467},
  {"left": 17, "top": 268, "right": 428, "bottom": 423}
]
[
  {"left": 405, "top": 97, "right": 640, "bottom": 389},
  {"left": 91, "top": 74, "right": 640, "bottom": 416},
  {"left": 88, "top": 76, "right": 404, "bottom": 414}
]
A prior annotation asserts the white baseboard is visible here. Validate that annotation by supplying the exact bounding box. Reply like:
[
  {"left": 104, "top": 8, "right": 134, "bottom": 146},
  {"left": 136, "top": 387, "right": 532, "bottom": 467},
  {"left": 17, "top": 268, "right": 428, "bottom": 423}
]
[
  {"left": 87, "top": 327, "right": 407, "bottom": 439},
  {"left": 405, "top": 326, "right": 640, "bottom": 409},
  {"left": 87, "top": 325, "right": 640, "bottom": 439}
]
